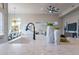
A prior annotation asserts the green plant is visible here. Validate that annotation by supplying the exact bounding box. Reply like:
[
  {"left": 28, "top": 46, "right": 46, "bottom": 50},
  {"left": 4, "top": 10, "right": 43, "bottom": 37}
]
[
  {"left": 54, "top": 26, "right": 60, "bottom": 30},
  {"left": 47, "top": 22, "right": 53, "bottom": 26}
]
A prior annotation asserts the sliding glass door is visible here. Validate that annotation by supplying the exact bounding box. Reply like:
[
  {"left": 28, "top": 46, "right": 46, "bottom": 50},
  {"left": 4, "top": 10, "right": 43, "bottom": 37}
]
[{"left": 0, "top": 12, "right": 3, "bottom": 35}]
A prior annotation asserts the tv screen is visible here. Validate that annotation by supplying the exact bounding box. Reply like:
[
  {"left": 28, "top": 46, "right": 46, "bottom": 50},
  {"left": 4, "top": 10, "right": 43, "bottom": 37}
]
[{"left": 67, "top": 23, "right": 77, "bottom": 31}]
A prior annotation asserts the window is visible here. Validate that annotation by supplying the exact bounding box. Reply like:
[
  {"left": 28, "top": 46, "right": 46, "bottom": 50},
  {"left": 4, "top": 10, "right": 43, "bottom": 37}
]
[{"left": 0, "top": 12, "right": 3, "bottom": 34}]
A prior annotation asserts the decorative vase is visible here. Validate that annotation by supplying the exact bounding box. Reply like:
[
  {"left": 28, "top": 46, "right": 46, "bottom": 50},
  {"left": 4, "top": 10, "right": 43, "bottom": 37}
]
[
  {"left": 46, "top": 26, "right": 54, "bottom": 43},
  {"left": 54, "top": 30, "right": 60, "bottom": 45}
]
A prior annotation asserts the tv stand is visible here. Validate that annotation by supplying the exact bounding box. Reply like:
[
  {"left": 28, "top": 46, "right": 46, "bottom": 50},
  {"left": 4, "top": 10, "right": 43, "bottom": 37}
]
[
  {"left": 72, "top": 33, "right": 77, "bottom": 38},
  {"left": 64, "top": 31, "right": 77, "bottom": 38}
]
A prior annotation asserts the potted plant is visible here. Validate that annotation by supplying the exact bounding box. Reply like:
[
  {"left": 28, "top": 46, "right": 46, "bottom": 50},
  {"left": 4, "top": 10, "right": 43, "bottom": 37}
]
[
  {"left": 47, "top": 22, "right": 53, "bottom": 26},
  {"left": 46, "top": 22, "right": 54, "bottom": 43}
]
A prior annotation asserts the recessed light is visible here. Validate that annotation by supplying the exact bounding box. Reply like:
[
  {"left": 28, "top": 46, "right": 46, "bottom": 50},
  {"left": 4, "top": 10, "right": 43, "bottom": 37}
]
[{"left": 40, "top": 8, "right": 44, "bottom": 10}]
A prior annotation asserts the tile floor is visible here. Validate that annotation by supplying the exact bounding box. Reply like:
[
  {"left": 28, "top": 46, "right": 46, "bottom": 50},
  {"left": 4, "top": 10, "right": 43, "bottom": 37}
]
[{"left": 0, "top": 35, "right": 79, "bottom": 55}]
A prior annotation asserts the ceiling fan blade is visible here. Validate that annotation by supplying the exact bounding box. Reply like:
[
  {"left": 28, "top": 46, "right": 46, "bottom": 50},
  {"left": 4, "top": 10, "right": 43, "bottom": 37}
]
[
  {"left": 49, "top": 5, "right": 52, "bottom": 8},
  {"left": 54, "top": 10, "right": 59, "bottom": 12},
  {"left": 52, "top": 7, "right": 55, "bottom": 9},
  {"left": 57, "top": 8, "right": 60, "bottom": 10}
]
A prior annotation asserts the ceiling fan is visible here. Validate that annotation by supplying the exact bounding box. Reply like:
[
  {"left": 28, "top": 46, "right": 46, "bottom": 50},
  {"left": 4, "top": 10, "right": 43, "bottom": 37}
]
[{"left": 47, "top": 5, "right": 60, "bottom": 13}]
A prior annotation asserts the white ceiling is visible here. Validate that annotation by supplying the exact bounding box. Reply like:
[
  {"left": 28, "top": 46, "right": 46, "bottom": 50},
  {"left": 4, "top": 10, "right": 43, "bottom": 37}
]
[{"left": 8, "top": 3, "right": 77, "bottom": 14}]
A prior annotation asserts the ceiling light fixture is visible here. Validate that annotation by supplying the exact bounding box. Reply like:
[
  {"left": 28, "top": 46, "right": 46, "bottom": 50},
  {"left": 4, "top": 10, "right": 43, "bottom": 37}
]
[{"left": 47, "top": 5, "right": 60, "bottom": 14}]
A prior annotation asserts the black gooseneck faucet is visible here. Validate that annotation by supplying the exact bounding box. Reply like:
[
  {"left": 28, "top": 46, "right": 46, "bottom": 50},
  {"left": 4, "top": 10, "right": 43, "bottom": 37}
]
[{"left": 26, "top": 23, "right": 36, "bottom": 40}]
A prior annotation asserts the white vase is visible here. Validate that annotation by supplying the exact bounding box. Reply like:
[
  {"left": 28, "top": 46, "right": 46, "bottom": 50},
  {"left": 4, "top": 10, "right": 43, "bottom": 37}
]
[
  {"left": 46, "top": 26, "right": 54, "bottom": 43},
  {"left": 54, "top": 30, "right": 60, "bottom": 45}
]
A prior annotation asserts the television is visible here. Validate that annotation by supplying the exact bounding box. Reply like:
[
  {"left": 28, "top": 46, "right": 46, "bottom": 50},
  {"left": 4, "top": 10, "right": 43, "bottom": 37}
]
[{"left": 67, "top": 23, "right": 77, "bottom": 31}]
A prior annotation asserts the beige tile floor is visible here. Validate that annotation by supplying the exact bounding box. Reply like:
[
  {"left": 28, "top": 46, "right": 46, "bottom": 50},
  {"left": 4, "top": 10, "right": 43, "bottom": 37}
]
[{"left": 0, "top": 36, "right": 79, "bottom": 55}]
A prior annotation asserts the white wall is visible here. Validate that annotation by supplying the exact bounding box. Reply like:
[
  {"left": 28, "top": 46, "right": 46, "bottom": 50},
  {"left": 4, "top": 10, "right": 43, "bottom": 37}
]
[
  {"left": 8, "top": 14, "right": 59, "bottom": 35},
  {"left": 60, "top": 8, "right": 79, "bottom": 34},
  {"left": 0, "top": 3, "right": 8, "bottom": 43}
]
